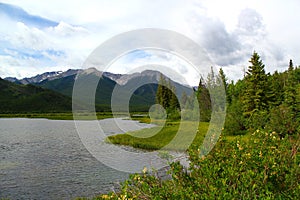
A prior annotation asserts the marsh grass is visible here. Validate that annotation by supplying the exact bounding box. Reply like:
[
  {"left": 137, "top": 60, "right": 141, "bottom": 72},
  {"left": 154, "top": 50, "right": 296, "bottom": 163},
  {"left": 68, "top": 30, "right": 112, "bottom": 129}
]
[
  {"left": 107, "top": 121, "right": 209, "bottom": 151},
  {"left": 0, "top": 112, "right": 115, "bottom": 120}
]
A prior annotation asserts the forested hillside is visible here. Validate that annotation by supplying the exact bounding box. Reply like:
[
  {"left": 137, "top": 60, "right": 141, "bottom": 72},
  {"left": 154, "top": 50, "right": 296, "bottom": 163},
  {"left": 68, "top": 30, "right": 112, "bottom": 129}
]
[{"left": 0, "top": 78, "right": 72, "bottom": 113}]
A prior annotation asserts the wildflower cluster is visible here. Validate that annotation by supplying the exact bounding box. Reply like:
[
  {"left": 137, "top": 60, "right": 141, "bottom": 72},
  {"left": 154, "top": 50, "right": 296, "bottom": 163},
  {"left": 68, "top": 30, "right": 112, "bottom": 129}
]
[{"left": 95, "top": 130, "right": 299, "bottom": 199}]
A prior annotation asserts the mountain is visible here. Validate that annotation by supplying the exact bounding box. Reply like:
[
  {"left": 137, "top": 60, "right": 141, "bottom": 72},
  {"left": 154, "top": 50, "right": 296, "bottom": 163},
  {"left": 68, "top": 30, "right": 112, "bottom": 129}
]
[
  {"left": 0, "top": 78, "right": 73, "bottom": 113},
  {"left": 102, "top": 72, "right": 123, "bottom": 83},
  {"left": 4, "top": 69, "right": 80, "bottom": 85},
  {"left": 3, "top": 77, "right": 22, "bottom": 84},
  {"left": 4, "top": 68, "right": 194, "bottom": 112},
  {"left": 120, "top": 70, "right": 193, "bottom": 98},
  {"left": 35, "top": 69, "right": 157, "bottom": 111}
]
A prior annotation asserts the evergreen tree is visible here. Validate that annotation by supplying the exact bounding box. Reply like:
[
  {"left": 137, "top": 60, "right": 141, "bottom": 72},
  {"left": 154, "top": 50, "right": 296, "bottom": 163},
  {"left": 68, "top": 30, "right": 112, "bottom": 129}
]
[
  {"left": 268, "top": 71, "right": 284, "bottom": 107},
  {"left": 282, "top": 60, "right": 298, "bottom": 134},
  {"left": 169, "top": 85, "right": 180, "bottom": 110},
  {"left": 224, "top": 79, "right": 247, "bottom": 135},
  {"left": 288, "top": 59, "right": 294, "bottom": 71},
  {"left": 155, "top": 74, "right": 180, "bottom": 118},
  {"left": 156, "top": 74, "right": 164, "bottom": 105},
  {"left": 197, "top": 77, "right": 211, "bottom": 122},
  {"left": 156, "top": 74, "right": 170, "bottom": 109},
  {"left": 180, "top": 91, "right": 188, "bottom": 108},
  {"left": 219, "top": 68, "right": 228, "bottom": 92},
  {"left": 285, "top": 60, "right": 297, "bottom": 109},
  {"left": 242, "top": 52, "right": 268, "bottom": 117}
]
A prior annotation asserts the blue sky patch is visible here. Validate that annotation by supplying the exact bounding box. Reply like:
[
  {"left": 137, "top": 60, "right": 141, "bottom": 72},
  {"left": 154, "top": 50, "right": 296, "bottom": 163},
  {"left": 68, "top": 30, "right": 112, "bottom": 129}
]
[{"left": 0, "top": 3, "right": 58, "bottom": 29}]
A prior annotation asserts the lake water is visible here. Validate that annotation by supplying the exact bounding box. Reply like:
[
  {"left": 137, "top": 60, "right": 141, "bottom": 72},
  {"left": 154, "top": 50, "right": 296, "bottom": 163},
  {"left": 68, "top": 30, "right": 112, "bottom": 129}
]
[{"left": 0, "top": 118, "right": 156, "bottom": 199}]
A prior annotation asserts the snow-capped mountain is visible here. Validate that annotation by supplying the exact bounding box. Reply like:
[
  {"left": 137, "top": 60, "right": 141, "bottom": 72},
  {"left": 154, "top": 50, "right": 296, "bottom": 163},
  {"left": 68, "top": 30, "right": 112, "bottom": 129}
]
[{"left": 4, "top": 69, "right": 80, "bottom": 84}]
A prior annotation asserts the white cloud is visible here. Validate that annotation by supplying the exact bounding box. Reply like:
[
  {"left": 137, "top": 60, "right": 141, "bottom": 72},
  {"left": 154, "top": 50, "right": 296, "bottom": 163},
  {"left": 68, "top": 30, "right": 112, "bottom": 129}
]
[
  {"left": 47, "top": 21, "right": 89, "bottom": 37},
  {"left": 106, "top": 50, "right": 200, "bottom": 86},
  {"left": 0, "top": 0, "right": 300, "bottom": 84}
]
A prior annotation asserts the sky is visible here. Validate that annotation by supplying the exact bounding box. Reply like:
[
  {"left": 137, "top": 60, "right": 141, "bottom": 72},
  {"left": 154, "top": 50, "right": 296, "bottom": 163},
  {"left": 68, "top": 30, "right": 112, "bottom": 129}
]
[{"left": 0, "top": 0, "right": 299, "bottom": 85}]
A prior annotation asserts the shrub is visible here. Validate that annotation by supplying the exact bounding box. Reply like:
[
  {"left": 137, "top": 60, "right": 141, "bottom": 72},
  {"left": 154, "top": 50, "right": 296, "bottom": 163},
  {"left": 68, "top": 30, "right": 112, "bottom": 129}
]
[{"left": 98, "top": 130, "right": 300, "bottom": 199}]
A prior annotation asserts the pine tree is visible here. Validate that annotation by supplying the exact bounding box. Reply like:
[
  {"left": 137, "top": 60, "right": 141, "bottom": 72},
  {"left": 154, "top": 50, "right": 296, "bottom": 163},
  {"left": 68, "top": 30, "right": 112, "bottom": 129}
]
[
  {"left": 156, "top": 74, "right": 164, "bottom": 106},
  {"left": 242, "top": 52, "right": 268, "bottom": 117},
  {"left": 285, "top": 59, "right": 297, "bottom": 110},
  {"left": 219, "top": 68, "right": 228, "bottom": 92},
  {"left": 197, "top": 77, "right": 211, "bottom": 122},
  {"left": 156, "top": 74, "right": 180, "bottom": 113},
  {"left": 283, "top": 59, "right": 298, "bottom": 134},
  {"left": 156, "top": 74, "right": 170, "bottom": 109},
  {"left": 268, "top": 71, "right": 284, "bottom": 107},
  {"left": 288, "top": 59, "right": 294, "bottom": 71},
  {"left": 169, "top": 85, "right": 180, "bottom": 110},
  {"left": 180, "top": 91, "right": 188, "bottom": 108}
]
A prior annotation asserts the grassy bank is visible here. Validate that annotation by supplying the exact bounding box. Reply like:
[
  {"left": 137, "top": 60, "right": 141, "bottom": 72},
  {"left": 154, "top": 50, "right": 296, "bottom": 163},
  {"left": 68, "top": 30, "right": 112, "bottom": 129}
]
[
  {"left": 0, "top": 112, "right": 116, "bottom": 120},
  {"left": 0, "top": 112, "right": 152, "bottom": 120},
  {"left": 107, "top": 120, "right": 209, "bottom": 151}
]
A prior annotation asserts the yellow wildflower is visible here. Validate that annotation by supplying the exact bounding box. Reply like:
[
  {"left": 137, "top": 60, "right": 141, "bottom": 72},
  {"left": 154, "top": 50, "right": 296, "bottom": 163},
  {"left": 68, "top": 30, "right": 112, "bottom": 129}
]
[
  {"left": 101, "top": 194, "right": 109, "bottom": 199},
  {"left": 142, "top": 167, "right": 147, "bottom": 174}
]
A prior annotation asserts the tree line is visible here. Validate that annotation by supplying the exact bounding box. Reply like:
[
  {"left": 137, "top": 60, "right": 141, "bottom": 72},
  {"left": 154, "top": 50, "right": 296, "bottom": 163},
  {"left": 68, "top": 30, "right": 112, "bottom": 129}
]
[{"left": 156, "top": 52, "right": 300, "bottom": 136}]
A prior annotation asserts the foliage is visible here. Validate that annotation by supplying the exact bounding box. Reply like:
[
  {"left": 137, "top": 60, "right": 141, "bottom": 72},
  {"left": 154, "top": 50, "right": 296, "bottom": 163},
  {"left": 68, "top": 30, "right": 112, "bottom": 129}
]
[
  {"left": 196, "top": 77, "right": 211, "bottom": 122},
  {"left": 107, "top": 121, "right": 209, "bottom": 151},
  {"left": 155, "top": 74, "right": 181, "bottom": 120},
  {"left": 98, "top": 130, "right": 300, "bottom": 199},
  {"left": 223, "top": 99, "right": 246, "bottom": 135},
  {"left": 0, "top": 112, "right": 115, "bottom": 120},
  {"left": 0, "top": 78, "right": 73, "bottom": 113},
  {"left": 224, "top": 54, "right": 300, "bottom": 136},
  {"left": 241, "top": 52, "right": 268, "bottom": 123}
]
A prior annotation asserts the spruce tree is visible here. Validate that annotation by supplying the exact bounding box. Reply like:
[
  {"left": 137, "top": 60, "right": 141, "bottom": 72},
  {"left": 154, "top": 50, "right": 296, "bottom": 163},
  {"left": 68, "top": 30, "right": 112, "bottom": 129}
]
[
  {"left": 242, "top": 52, "right": 268, "bottom": 116},
  {"left": 180, "top": 91, "right": 188, "bottom": 108},
  {"left": 197, "top": 77, "right": 211, "bottom": 122},
  {"left": 288, "top": 59, "right": 294, "bottom": 71},
  {"left": 156, "top": 74, "right": 164, "bottom": 105},
  {"left": 283, "top": 59, "right": 298, "bottom": 134},
  {"left": 241, "top": 52, "right": 269, "bottom": 129},
  {"left": 169, "top": 85, "right": 180, "bottom": 110},
  {"left": 219, "top": 68, "right": 228, "bottom": 92}
]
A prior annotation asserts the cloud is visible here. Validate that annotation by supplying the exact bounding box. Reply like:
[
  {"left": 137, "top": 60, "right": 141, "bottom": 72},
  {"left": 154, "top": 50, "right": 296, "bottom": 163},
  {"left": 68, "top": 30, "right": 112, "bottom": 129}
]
[
  {"left": 0, "top": 2, "right": 58, "bottom": 28},
  {"left": 106, "top": 49, "right": 200, "bottom": 86},
  {"left": 187, "top": 5, "right": 291, "bottom": 80},
  {"left": 0, "top": 5, "right": 93, "bottom": 77},
  {"left": 47, "top": 21, "right": 90, "bottom": 37},
  {"left": 1, "top": 0, "right": 300, "bottom": 83},
  {"left": 199, "top": 18, "right": 241, "bottom": 56},
  {"left": 237, "top": 8, "right": 265, "bottom": 35}
]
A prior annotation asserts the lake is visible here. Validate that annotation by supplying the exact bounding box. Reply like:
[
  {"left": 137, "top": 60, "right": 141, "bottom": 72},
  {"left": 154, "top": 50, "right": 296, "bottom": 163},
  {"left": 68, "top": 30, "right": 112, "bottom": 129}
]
[{"left": 0, "top": 118, "right": 156, "bottom": 199}]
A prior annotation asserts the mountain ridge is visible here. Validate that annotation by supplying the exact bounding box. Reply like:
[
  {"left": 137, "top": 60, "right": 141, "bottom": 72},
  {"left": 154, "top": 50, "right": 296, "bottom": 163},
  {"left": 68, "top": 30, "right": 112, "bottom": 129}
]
[
  {"left": 4, "top": 68, "right": 193, "bottom": 87},
  {"left": 3, "top": 68, "right": 194, "bottom": 112},
  {"left": 0, "top": 78, "right": 73, "bottom": 113}
]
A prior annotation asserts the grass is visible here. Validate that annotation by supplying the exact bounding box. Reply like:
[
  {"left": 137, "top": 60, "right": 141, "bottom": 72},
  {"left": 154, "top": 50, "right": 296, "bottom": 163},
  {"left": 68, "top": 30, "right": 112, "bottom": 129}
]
[
  {"left": 0, "top": 112, "right": 116, "bottom": 120},
  {"left": 107, "top": 115, "right": 254, "bottom": 151},
  {"left": 107, "top": 120, "right": 210, "bottom": 151},
  {"left": 0, "top": 112, "right": 152, "bottom": 120}
]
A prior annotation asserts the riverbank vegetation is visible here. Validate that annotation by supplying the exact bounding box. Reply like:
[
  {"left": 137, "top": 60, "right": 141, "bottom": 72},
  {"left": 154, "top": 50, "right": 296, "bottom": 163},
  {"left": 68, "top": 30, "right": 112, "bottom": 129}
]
[
  {"left": 0, "top": 112, "right": 116, "bottom": 120},
  {"left": 107, "top": 121, "right": 209, "bottom": 151},
  {"left": 94, "top": 130, "right": 299, "bottom": 199}
]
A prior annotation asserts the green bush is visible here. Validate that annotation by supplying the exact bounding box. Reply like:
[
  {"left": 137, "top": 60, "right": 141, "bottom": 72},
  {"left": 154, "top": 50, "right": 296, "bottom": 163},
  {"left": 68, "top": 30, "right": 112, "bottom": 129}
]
[
  {"left": 98, "top": 130, "right": 300, "bottom": 199},
  {"left": 223, "top": 99, "right": 247, "bottom": 135},
  {"left": 268, "top": 104, "right": 299, "bottom": 137}
]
